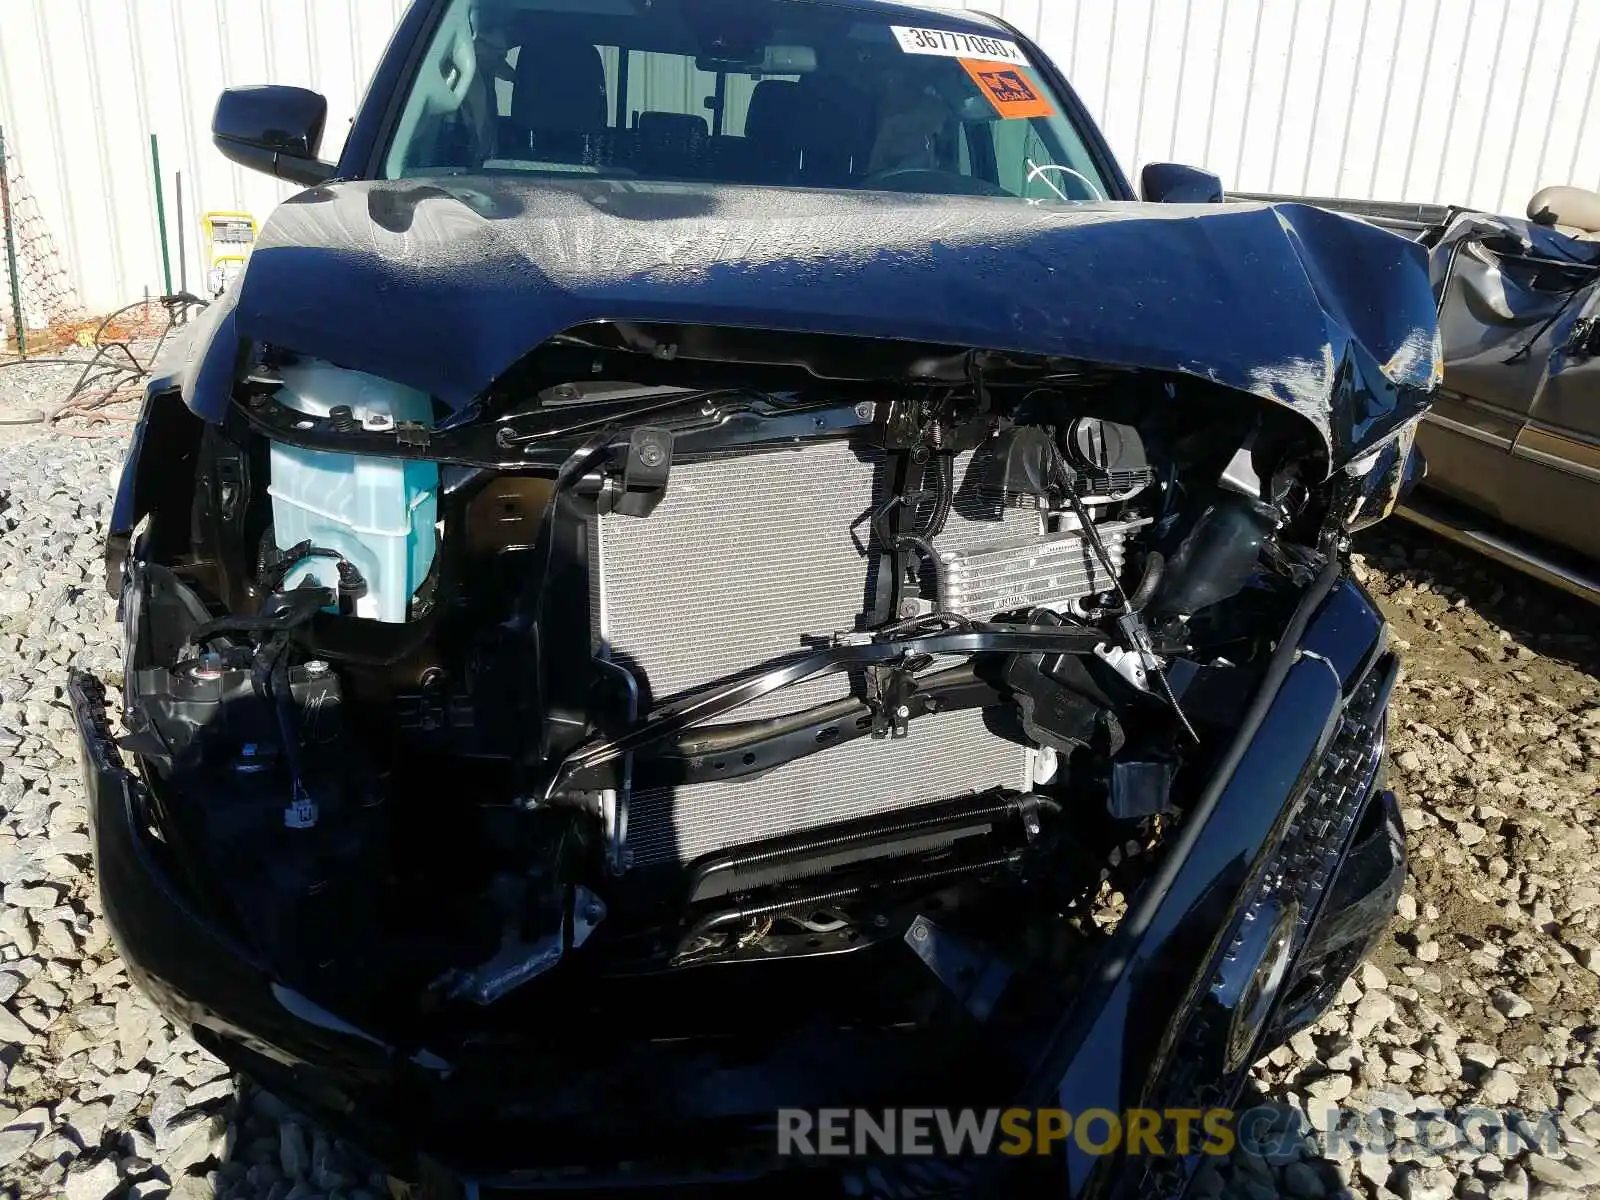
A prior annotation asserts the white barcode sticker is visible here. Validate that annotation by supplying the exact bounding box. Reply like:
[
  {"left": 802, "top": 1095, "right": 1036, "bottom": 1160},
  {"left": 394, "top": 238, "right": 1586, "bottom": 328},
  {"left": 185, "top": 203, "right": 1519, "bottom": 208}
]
[{"left": 890, "top": 26, "right": 1030, "bottom": 65}]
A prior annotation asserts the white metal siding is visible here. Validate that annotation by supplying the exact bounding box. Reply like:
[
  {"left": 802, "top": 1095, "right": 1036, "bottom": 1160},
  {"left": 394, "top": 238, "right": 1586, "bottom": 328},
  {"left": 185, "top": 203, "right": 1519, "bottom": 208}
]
[{"left": 3, "top": 0, "right": 1599, "bottom": 313}]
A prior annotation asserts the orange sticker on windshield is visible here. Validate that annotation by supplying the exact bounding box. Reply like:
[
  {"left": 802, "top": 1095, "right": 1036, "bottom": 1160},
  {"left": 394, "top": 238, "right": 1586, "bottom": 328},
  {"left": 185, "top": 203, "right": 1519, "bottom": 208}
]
[{"left": 959, "top": 60, "right": 1056, "bottom": 119}]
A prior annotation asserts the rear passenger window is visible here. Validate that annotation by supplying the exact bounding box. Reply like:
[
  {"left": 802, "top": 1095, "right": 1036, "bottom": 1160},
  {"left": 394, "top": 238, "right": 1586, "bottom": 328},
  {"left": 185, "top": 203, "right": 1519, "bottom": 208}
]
[{"left": 621, "top": 51, "right": 717, "bottom": 131}]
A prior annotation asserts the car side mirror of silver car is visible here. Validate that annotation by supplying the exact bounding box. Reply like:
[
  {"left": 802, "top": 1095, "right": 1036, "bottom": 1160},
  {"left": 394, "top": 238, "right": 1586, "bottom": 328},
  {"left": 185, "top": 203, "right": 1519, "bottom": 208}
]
[
  {"left": 213, "top": 85, "right": 336, "bottom": 188},
  {"left": 1140, "top": 162, "right": 1224, "bottom": 204}
]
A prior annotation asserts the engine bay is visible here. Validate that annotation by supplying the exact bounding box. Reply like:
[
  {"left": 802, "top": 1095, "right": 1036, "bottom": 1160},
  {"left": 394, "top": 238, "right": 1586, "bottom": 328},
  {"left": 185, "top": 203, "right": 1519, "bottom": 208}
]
[{"left": 116, "top": 323, "right": 1360, "bottom": 1042}]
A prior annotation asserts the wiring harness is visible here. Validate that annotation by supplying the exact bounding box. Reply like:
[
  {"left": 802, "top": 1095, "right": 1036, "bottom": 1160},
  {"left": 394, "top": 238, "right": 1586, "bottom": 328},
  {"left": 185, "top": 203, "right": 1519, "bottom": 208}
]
[{"left": 0, "top": 293, "right": 208, "bottom": 430}]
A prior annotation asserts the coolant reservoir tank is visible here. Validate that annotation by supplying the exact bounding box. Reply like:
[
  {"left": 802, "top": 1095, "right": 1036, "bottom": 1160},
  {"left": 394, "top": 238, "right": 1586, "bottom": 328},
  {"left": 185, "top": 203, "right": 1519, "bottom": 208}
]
[{"left": 267, "top": 360, "right": 438, "bottom": 623}]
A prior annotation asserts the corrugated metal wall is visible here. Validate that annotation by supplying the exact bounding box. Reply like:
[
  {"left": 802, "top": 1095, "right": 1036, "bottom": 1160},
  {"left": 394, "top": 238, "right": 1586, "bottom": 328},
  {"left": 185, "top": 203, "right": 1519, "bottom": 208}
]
[
  {"left": 3, "top": 0, "right": 1600, "bottom": 313},
  {"left": 964, "top": 0, "right": 1600, "bottom": 214},
  {"left": 0, "top": 0, "right": 411, "bottom": 316}
]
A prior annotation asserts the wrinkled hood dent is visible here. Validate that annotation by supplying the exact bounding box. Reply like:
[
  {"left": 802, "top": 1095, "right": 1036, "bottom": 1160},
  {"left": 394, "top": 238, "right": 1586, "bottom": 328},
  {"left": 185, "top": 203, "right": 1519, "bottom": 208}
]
[{"left": 220, "top": 178, "right": 1438, "bottom": 466}]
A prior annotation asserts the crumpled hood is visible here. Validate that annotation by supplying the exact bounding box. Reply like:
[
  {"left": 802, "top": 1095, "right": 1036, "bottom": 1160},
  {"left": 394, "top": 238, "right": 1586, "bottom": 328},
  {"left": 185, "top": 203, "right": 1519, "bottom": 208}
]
[{"left": 221, "top": 177, "right": 1440, "bottom": 466}]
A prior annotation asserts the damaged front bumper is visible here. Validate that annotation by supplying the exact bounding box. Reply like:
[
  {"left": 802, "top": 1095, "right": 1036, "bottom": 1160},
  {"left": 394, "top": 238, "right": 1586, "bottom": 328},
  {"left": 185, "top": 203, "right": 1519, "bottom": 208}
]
[
  {"left": 70, "top": 556, "right": 1403, "bottom": 1196},
  {"left": 70, "top": 669, "right": 451, "bottom": 1164}
]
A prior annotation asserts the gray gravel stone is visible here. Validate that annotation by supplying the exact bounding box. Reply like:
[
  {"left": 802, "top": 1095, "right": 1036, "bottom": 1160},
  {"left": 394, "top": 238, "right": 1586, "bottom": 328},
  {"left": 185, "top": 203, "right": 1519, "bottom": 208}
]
[
  {"left": 1281, "top": 1160, "right": 1325, "bottom": 1197},
  {"left": 0, "top": 1003, "right": 35, "bottom": 1045},
  {"left": 1491, "top": 988, "right": 1534, "bottom": 1020},
  {"left": 1352, "top": 990, "right": 1397, "bottom": 1038},
  {"left": 1398, "top": 1163, "right": 1455, "bottom": 1200},
  {"left": 1479, "top": 1068, "right": 1521, "bottom": 1105},
  {"left": 0, "top": 1105, "right": 52, "bottom": 1168},
  {"left": 64, "top": 1101, "right": 109, "bottom": 1150},
  {"left": 60, "top": 1157, "right": 119, "bottom": 1200},
  {"left": 279, "top": 1120, "right": 310, "bottom": 1181},
  {"left": 162, "top": 1112, "right": 228, "bottom": 1176},
  {"left": 1, "top": 885, "right": 62, "bottom": 910},
  {"left": 1489, "top": 1165, "right": 1531, "bottom": 1200}
]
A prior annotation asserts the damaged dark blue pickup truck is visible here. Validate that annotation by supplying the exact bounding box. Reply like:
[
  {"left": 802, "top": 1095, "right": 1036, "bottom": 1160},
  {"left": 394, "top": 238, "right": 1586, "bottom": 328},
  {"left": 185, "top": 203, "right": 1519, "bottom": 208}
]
[{"left": 73, "top": 0, "right": 1431, "bottom": 1195}]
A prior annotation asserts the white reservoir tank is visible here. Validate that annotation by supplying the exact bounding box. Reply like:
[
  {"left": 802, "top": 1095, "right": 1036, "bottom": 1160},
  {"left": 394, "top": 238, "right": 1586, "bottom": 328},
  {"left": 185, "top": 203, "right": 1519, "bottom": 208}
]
[{"left": 267, "top": 360, "right": 438, "bottom": 623}]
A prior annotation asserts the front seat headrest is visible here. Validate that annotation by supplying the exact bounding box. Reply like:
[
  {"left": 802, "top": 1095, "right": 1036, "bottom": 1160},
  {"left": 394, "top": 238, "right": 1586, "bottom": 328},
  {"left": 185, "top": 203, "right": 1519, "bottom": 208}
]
[
  {"left": 744, "top": 80, "right": 805, "bottom": 149},
  {"left": 510, "top": 37, "right": 608, "bottom": 132},
  {"left": 1528, "top": 185, "right": 1600, "bottom": 235}
]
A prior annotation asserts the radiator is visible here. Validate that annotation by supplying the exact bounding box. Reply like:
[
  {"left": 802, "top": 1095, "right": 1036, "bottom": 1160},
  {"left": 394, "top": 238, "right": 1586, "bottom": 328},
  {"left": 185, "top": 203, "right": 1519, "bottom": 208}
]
[{"left": 590, "top": 439, "right": 1132, "bottom": 866}]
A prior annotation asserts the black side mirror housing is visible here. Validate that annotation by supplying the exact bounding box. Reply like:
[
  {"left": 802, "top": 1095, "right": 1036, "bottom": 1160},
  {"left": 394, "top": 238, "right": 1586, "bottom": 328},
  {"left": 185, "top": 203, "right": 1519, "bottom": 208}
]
[
  {"left": 1140, "top": 162, "right": 1225, "bottom": 204},
  {"left": 213, "top": 86, "right": 335, "bottom": 187}
]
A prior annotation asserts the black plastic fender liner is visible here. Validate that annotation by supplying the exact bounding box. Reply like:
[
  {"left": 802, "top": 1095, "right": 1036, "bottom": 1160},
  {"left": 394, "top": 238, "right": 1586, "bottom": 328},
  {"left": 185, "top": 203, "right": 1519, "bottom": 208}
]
[{"left": 987, "top": 555, "right": 1354, "bottom": 1195}]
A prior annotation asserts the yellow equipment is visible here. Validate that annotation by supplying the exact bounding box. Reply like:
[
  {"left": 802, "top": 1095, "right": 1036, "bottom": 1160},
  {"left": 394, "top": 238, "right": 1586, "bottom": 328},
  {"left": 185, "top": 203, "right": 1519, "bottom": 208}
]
[{"left": 201, "top": 211, "right": 257, "bottom": 295}]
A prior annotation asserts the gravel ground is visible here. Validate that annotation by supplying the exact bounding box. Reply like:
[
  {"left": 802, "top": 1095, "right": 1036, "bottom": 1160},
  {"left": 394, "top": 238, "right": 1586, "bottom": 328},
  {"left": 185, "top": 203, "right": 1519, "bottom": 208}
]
[
  {"left": 0, "top": 359, "right": 92, "bottom": 445},
  {"left": 0, "top": 336, "right": 166, "bottom": 449},
  {"left": 0, "top": 409, "right": 1595, "bottom": 1200},
  {"left": 0, "top": 425, "right": 389, "bottom": 1200}
]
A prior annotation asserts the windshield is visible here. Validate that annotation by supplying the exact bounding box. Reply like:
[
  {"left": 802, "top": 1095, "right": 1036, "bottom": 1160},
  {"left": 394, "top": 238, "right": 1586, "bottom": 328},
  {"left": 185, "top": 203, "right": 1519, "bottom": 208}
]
[{"left": 382, "top": 0, "right": 1113, "bottom": 202}]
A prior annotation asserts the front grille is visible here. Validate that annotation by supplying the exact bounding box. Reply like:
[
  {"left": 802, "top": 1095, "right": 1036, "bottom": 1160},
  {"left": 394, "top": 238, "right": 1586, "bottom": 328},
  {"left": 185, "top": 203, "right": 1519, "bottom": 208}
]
[
  {"left": 1264, "top": 671, "right": 1390, "bottom": 949},
  {"left": 1137, "top": 663, "right": 1392, "bottom": 1198},
  {"left": 591, "top": 440, "right": 1103, "bottom": 866}
]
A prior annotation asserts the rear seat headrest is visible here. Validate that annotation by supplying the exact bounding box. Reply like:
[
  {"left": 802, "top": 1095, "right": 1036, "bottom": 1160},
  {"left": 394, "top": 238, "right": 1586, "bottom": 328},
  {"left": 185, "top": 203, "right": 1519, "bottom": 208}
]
[{"left": 636, "top": 112, "right": 708, "bottom": 140}]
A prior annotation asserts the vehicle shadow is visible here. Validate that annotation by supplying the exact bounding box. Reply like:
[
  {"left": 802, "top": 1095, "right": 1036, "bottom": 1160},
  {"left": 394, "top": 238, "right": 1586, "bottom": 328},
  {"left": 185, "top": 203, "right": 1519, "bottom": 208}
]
[
  {"left": 1196, "top": 1081, "right": 1348, "bottom": 1198},
  {"left": 1353, "top": 523, "right": 1600, "bottom": 682},
  {"left": 170, "top": 1073, "right": 389, "bottom": 1200}
]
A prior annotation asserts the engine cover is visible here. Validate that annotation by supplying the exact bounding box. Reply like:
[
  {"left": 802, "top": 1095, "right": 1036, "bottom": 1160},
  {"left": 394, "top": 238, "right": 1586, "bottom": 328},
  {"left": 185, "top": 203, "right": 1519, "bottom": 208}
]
[{"left": 589, "top": 440, "right": 1133, "bottom": 866}]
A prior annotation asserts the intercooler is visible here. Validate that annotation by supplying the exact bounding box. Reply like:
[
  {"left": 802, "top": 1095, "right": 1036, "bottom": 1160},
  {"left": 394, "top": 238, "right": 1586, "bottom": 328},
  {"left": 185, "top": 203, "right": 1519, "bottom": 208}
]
[{"left": 590, "top": 439, "right": 1136, "bottom": 867}]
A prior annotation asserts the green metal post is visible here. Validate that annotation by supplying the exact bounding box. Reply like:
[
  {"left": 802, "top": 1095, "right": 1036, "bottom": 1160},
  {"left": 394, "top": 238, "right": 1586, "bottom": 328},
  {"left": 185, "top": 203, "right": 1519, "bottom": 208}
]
[
  {"left": 151, "top": 134, "right": 172, "bottom": 297},
  {"left": 0, "top": 125, "right": 25, "bottom": 356}
]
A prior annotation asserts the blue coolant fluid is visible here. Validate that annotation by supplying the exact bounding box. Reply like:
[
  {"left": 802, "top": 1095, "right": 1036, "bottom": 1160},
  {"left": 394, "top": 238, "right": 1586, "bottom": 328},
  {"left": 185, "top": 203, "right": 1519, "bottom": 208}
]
[{"left": 267, "top": 360, "right": 438, "bottom": 623}]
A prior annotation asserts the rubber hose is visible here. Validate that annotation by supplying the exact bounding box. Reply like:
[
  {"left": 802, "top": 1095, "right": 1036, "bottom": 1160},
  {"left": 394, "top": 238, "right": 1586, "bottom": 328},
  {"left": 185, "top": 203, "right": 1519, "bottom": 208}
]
[
  {"left": 926, "top": 453, "right": 953, "bottom": 539},
  {"left": 1128, "top": 551, "right": 1166, "bottom": 612}
]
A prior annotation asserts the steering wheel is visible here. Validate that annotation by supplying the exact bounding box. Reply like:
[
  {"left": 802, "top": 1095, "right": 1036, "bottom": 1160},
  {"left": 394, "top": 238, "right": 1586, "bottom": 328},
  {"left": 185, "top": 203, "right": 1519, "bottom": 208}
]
[{"left": 857, "top": 167, "right": 1010, "bottom": 198}]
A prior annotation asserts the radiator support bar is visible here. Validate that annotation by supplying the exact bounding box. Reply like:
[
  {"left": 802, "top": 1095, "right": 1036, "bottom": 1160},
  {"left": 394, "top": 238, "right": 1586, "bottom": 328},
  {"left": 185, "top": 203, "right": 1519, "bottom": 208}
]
[{"left": 538, "top": 623, "right": 1107, "bottom": 800}]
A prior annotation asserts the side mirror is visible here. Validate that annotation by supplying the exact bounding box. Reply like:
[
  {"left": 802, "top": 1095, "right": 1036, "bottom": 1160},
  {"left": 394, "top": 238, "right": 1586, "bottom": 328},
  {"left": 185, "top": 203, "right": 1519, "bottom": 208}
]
[
  {"left": 1140, "top": 162, "right": 1224, "bottom": 205},
  {"left": 213, "top": 86, "right": 335, "bottom": 187}
]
